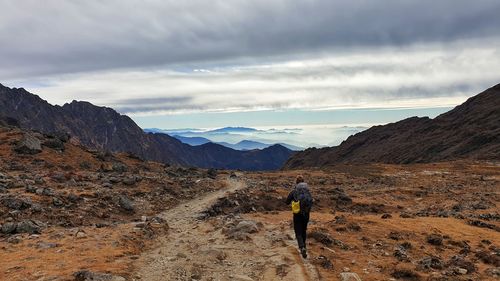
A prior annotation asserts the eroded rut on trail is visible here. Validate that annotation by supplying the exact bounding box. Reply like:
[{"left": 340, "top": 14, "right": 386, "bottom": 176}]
[{"left": 133, "top": 176, "right": 319, "bottom": 281}]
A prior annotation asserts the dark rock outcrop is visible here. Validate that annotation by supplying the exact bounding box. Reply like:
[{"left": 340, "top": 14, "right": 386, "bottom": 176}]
[{"left": 14, "top": 133, "right": 42, "bottom": 154}]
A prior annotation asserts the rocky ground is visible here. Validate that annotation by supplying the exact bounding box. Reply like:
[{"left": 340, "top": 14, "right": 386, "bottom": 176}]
[
  {"left": 0, "top": 125, "right": 226, "bottom": 280},
  {"left": 202, "top": 162, "right": 499, "bottom": 281},
  {"left": 0, "top": 123, "right": 499, "bottom": 280}
]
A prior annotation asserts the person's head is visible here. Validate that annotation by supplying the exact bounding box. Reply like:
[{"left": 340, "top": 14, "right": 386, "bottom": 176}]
[{"left": 296, "top": 175, "right": 304, "bottom": 184}]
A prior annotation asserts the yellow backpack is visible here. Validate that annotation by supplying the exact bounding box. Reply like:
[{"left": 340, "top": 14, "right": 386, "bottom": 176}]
[{"left": 291, "top": 200, "right": 300, "bottom": 214}]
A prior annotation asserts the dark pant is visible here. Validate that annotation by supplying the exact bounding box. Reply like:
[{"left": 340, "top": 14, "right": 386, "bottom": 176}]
[{"left": 293, "top": 212, "right": 310, "bottom": 249}]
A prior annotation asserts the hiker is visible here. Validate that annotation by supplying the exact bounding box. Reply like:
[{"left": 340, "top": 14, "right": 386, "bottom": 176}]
[{"left": 285, "top": 175, "right": 313, "bottom": 258}]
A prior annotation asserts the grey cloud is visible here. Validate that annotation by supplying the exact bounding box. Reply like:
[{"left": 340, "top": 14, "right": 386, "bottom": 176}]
[
  {"left": 111, "top": 96, "right": 194, "bottom": 113},
  {"left": 1, "top": 0, "right": 500, "bottom": 79}
]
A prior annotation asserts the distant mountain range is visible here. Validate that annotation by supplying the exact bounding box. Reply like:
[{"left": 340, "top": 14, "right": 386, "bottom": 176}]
[
  {"left": 284, "top": 83, "right": 500, "bottom": 169},
  {"left": 148, "top": 131, "right": 304, "bottom": 151},
  {"left": 0, "top": 83, "right": 293, "bottom": 171}
]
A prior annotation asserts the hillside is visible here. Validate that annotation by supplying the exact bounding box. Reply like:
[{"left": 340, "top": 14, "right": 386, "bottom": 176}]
[
  {"left": 0, "top": 84, "right": 293, "bottom": 171},
  {"left": 1, "top": 114, "right": 499, "bottom": 281},
  {"left": 284, "top": 84, "right": 500, "bottom": 169}
]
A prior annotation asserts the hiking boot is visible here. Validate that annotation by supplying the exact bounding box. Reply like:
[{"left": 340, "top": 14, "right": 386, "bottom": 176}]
[{"left": 300, "top": 247, "right": 307, "bottom": 258}]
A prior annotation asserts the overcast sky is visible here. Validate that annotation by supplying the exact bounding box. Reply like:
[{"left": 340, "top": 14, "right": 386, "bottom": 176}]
[{"left": 1, "top": 0, "right": 500, "bottom": 132}]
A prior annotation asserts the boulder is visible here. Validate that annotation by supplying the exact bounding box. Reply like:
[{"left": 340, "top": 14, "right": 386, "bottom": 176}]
[
  {"left": 112, "top": 162, "right": 128, "bottom": 173},
  {"left": 1, "top": 222, "right": 17, "bottom": 234},
  {"left": 225, "top": 220, "right": 260, "bottom": 240},
  {"left": 233, "top": 220, "right": 259, "bottom": 234},
  {"left": 43, "top": 138, "right": 65, "bottom": 151},
  {"left": 50, "top": 131, "right": 70, "bottom": 142},
  {"left": 16, "top": 220, "right": 42, "bottom": 234},
  {"left": 1, "top": 197, "right": 31, "bottom": 210},
  {"left": 122, "top": 176, "right": 137, "bottom": 186},
  {"left": 118, "top": 195, "right": 135, "bottom": 212},
  {"left": 14, "top": 133, "right": 42, "bottom": 154},
  {"left": 310, "top": 230, "right": 334, "bottom": 246},
  {"left": 52, "top": 197, "right": 64, "bottom": 207}
]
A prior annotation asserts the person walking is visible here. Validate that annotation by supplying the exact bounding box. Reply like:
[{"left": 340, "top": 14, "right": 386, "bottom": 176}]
[{"left": 285, "top": 175, "right": 313, "bottom": 258}]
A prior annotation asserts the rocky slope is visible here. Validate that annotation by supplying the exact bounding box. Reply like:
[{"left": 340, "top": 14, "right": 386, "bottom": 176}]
[
  {"left": 0, "top": 84, "right": 293, "bottom": 171},
  {"left": 1, "top": 120, "right": 498, "bottom": 281},
  {"left": 0, "top": 121, "right": 230, "bottom": 280},
  {"left": 284, "top": 83, "right": 500, "bottom": 169}
]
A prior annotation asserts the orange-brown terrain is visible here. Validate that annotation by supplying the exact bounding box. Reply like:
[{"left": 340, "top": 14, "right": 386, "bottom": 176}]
[
  {"left": 1, "top": 122, "right": 499, "bottom": 281},
  {"left": 0, "top": 125, "right": 227, "bottom": 281},
  {"left": 239, "top": 163, "right": 500, "bottom": 280}
]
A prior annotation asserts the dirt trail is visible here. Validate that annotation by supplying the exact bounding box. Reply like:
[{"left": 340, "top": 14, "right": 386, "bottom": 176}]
[{"left": 133, "top": 176, "right": 320, "bottom": 281}]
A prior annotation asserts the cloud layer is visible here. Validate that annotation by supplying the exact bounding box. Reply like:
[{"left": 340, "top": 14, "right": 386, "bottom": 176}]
[
  {"left": 2, "top": 0, "right": 500, "bottom": 78},
  {"left": 1, "top": 0, "right": 499, "bottom": 119},
  {"left": 14, "top": 43, "right": 500, "bottom": 115}
]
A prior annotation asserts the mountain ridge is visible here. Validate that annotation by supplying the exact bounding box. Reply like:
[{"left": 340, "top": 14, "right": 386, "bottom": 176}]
[
  {"left": 0, "top": 83, "right": 293, "bottom": 170},
  {"left": 170, "top": 134, "right": 303, "bottom": 151},
  {"left": 283, "top": 83, "right": 500, "bottom": 169}
]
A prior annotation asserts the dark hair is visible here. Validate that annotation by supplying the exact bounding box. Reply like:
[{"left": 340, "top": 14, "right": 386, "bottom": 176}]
[{"left": 296, "top": 175, "right": 304, "bottom": 184}]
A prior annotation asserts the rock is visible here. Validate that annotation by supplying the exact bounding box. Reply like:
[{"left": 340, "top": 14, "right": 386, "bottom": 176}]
[
  {"left": 109, "top": 177, "right": 121, "bottom": 184},
  {"left": 118, "top": 195, "right": 135, "bottom": 212},
  {"left": 50, "top": 131, "right": 70, "bottom": 143},
  {"left": 1, "top": 222, "right": 17, "bottom": 234},
  {"left": 6, "top": 236, "right": 21, "bottom": 244},
  {"left": 391, "top": 268, "right": 420, "bottom": 280},
  {"left": 400, "top": 212, "right": 415, "bottom": 218},
  {"left": 67, "top": 193, "right": 81, "bottom": 203},
  {"left": 331, "top": 187, "right": 352, "bottom": 206},
  {"left": 447, "top": 255, "right": 476, "bottom": 273},
  {"left": 225, "top": 220, "right": 260, "bottom": 240},
  {"left": 76, "top": 230, "right": 87, "bottom": 239},
  {"left": 52, "top": 197, "right": 64, "bottom": 207},
  {"left": 381, "top": 213, "right": 392, "bottom": 219},
  {"left": 14, "top": 133, "right": 42, "bottom": 154},
  {"left": 73, "top": 270, "right": 126, "bottom": 281},
  {"left": 485, "top": 267, "right": 500, "bottom": 277},
  {"left": 201, "top": 249, "right": 227, "bottom": 261},
  {"left": 1, "top": 196, "right": 31, "bottom": 210},
  {"left": 51, "top": 172, "right": 67, "bottom": 182},
  {"left": 43, "top": 138, "right": 65, "bottom": 151},
  {"left": 475, "top": 250, "right": 500, "bottom": 266},
  {"left": 347, "top": 223, "right": 361, "bottom": 231},
  {"left": 25, "top": 185, "right": 37, "bottom": 193},
  {"left": 36, "top": 241, "right": 59, "bottom": 249},
  {"left": 310, "top": 230, "right": 333, "bottom": 246},
  {"left": 16, "top": 220, "right": 42, "bottom": 234},
  {"left": 207, "top": 168, "right": 217, "bottom": 179},
  {"left": 394, "top": 246, "right": 410, "bottom": 262},
  {"left": 417, "top": 256, "right": 444, "bottom": 270},
  {"left": 314, "top": 255, "right": 333, "bottom": 269},
  {"left": 35, "top": 187, "right": 55, "bottom": 196},
  {"left": 427, "top": 234, "right": 443, "bottom": 246},
  {"left": 112, "top": 162, "right": 128, "bottom": 173},
  {"left": 80, "top": 161, "right": 92, "bottom": 169},
  {"left": 340, "top": 272, "right": 362, "bottom": 281},
  {"left": 457, "top": 268, "right": 468, "bottom": 275},
  {"left": 122, "top": 176, "right": 137, "bottom": 186},
  {"left": 234, "top": 220, "right": 259, "bottom": 233}
]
